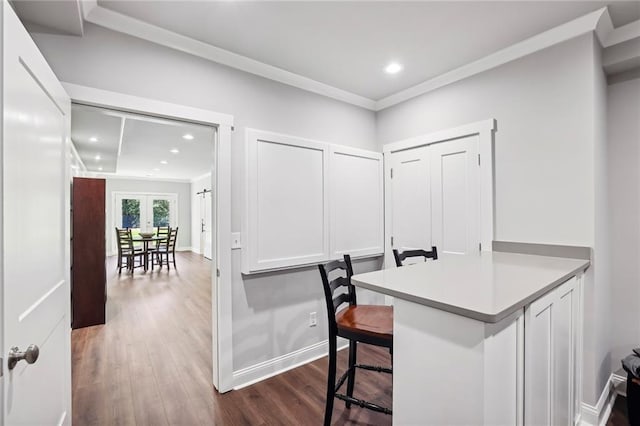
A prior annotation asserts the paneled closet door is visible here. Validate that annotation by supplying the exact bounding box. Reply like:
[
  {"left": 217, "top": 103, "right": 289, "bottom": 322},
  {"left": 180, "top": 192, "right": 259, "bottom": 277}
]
[
  {"left": 390, "top": 146, "right": 432, "bottom": 256},
  {"left": 430, "top": 135, "right": 481, "bottom": 255}
]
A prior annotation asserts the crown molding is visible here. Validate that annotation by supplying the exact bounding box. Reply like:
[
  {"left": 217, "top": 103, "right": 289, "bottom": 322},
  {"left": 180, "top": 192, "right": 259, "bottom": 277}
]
[
  {"left": 77, "top": 5, "right": 620, "bottom": 112},
  {"left": 602, "top": 19, "right": 640, "bottom": 48},
  {"left": 82, "top": 5, "right": 377, "bottom": 111},
  {"left": 376, "top": 7, "right": 609, "bottom": 110}
]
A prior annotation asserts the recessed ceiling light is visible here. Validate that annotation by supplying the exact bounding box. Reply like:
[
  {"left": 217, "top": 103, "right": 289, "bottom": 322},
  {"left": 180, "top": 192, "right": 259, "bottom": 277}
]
[
  {"left": 160, "top": 160, "right": 168, "bottom": 165},
  {"left": 95, "top": 154, "right": 101, "bottom": 161},
  {"left": 153, "top": 168, "right": 160, "bottom": 171},
  {"left": 183, "top": 134, "right": 194, "bottom": 140},
  {"left": 98, "top": 166, "right": 103, "bottom": 171},
  {"left": 170, "top": 148, "right": 180, "bottom": 154},
  {"left": 384, "top": 62, "right": 403, "bottom": 74},
  {"left": 146, "top": 173, "right": 153, "bottom": 177},
  {"left": 89, "top": 136, "right": 98, "bottom": 142}
]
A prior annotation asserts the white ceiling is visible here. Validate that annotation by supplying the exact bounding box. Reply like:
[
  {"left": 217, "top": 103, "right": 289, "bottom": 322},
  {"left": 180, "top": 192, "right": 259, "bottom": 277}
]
[
  {"left": 95, "top": 1, "right": 640, "bottom": 100},
  {"left": 71, "top": 104, "right": 215, "bottom": 180},
  {"left": 10, "top": 0, "right": 84, "bottom": 36}
]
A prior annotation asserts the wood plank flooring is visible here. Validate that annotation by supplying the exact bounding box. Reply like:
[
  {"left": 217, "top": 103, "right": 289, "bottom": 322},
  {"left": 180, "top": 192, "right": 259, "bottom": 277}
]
[
  {"left": 72, "top": 252, "right": 391, "bottom": 425},
  {"left": 74, "top": 251, "right": 626, "bottom": 425}
]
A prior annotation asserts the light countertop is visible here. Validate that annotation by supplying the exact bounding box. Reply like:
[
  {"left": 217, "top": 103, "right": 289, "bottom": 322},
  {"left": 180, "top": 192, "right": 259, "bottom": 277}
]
[{"left": 351, "top": 252, "right": 589, "bottom": 323}]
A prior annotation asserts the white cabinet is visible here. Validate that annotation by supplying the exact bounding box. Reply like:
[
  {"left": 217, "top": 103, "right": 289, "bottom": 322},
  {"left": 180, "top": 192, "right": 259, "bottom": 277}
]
[
  {"left": 386, "top": 133, "right": 481, "bottom": 259},
  {"left": 243, "top": 129, "right": 383, "bottom": 273},
  {"left": 525, "top": 275, "right": 582, "bottom": 426}
]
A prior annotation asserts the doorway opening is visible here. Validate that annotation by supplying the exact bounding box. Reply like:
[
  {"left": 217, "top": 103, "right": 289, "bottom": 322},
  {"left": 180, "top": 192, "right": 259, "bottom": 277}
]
[{"left": 68, "top": 103, "right": 222, "bottom": 421}]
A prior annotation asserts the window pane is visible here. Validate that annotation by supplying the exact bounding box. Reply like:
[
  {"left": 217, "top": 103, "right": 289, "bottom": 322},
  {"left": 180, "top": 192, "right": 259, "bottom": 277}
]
[
  {"left": 122, "top": 199, "right": 140, "bottom": 228},
  {"left": 153, "top": 199, "right": 170, "bottom": 227}
]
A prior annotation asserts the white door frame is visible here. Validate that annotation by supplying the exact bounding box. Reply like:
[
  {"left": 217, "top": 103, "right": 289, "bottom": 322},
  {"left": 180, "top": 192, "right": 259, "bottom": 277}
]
[
  {"left": 383, "top": 119, "right": 497, "bottom": 268},
  {"left": 63, "top": 83, "right": 235, "bottom": 393}
]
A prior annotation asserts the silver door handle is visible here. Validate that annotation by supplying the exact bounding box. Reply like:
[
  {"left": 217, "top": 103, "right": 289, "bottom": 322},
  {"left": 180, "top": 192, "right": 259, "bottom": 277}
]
[{"left": 8, "top": 344, "right": 39, "bottom": 370}]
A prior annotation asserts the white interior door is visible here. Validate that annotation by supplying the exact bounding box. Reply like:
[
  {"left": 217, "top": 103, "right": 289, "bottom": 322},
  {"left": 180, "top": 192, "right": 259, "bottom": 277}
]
[
  {"left": 430, "top": 135, "right": 481, "bottom": 255},
  {"left": 2, "top": 4, "right": 72, "bottom": 425},
  {"left": 390, "top": 146, "right": 432, "bottom": 256},
  {"left": 202, "top": 192, "right": 213, "bottom": 260}
]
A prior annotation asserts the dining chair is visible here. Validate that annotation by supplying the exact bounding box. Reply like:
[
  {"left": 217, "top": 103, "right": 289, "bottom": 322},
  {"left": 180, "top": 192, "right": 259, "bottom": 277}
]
[
  {"left": 153, "top": 227, "right": 178, "bottom": 270},
  {"left": 318, "top": 254, "right": 393, "bottom": 426},
  {"left": 152, "top": 226, "right": 170, "bottom": 250},
  {"left": 115, "top": 228, "right": 144, "bottom": 273},
  {"left": 392, "top": 246, "right": 438, "bottom": 267}
]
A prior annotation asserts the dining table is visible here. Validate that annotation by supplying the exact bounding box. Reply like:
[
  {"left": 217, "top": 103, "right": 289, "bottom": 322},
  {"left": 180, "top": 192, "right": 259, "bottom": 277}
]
[{"left": 131, "top": 235, "right": 168, "bottom": 271}]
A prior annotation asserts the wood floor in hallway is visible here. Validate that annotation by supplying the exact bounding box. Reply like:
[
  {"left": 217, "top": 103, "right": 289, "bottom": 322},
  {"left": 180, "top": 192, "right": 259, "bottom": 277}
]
[{"left": 72, "top": 251, "right": 392, "bottom": 425}]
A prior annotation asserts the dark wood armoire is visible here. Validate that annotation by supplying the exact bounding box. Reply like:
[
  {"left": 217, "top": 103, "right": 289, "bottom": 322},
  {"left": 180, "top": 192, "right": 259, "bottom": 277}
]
[{"left": 72, "top": 177, "right": 106, "bottom": 329}]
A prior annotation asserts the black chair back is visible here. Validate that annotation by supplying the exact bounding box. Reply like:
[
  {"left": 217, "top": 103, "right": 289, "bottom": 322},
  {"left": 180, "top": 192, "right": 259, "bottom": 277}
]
[
  {"left": 393, "top": 246, "right": 438, "bottom": 267},
  {"left": 318, "top": 255, "right": 355, "bottom": 335},
  {"left": 115, "top": 228, "right": 134, "bottom": 252}
]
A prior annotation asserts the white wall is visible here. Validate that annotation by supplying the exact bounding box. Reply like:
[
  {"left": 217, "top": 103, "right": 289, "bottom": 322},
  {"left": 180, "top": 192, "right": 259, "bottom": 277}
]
[
  {"left": 376, "top": 33, "right": 609, "bottom": 405},
  {"left": 105, "top": 178, "right": 192, "bottom": 253},
  {"left": 607, "top": 76, "right": 640, "bottom": 372},
  {"left": 191, "top": 173, "right": 212, "bottom": 254},
  {"left": 30, "top": 23, "right": 380, "bottom": 373}
]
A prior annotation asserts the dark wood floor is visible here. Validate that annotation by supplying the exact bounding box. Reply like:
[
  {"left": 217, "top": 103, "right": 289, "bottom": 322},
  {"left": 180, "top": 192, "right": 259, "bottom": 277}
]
[
  {"left": 607, "top": 396, "right": 629, "bottom": 426},
  {"left": 72, "top": 252, "right": 391, "bottom": 425}
]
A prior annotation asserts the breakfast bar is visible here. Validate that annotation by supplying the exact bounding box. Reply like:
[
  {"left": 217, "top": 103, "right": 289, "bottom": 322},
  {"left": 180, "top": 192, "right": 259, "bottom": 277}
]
[{"left": 352, "top": 250, "right": 590, "bottom": 425}]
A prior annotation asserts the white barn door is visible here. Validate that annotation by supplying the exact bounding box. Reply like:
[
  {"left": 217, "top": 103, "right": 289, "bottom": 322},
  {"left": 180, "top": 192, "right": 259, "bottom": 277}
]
[
  {"left": 389, "top": 146, "right": 432, "bottom": 255},
  {"left": 430, "top": 135, "right": 481, "bottom": 255},
  {"left": 2, "top": 4, "right": 72, "bottom": 425}
]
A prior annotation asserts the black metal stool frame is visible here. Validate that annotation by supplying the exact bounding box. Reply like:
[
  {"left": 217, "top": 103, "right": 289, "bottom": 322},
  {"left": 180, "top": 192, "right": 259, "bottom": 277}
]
[{"left": 318, "top": 255, "right": 393, "bottom": 426}]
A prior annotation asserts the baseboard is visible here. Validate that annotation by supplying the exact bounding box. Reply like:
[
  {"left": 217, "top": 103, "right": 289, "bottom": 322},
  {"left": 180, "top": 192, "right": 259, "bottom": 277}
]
[
  {"left": 232, "top": 339, "right": 348, "bottom": 390},
  {"left": 176, "top": 246, "right": 191, "bottom": 252},
  {"left": 580, "top": 372, "right": 626, "bottom": 426}
]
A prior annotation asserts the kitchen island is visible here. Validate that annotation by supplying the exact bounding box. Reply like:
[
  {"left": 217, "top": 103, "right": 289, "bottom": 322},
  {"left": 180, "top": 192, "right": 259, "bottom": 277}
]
[{"left": 351, "top": 250, "right": 590, "bottom": 425}]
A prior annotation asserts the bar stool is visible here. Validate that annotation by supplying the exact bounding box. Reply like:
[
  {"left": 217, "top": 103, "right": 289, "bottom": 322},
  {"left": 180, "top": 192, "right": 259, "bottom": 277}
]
[
  {"left": 318, "top": 254, "right": 393, "bottom": 426},
  {"left": 392, "top": 246, "right": 438, "bottom": 267}
]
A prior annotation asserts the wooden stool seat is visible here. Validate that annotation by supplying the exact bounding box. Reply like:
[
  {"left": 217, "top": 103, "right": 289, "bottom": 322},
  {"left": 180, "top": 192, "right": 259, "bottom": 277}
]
[{"left": 337, "top": 305, "right": 393, "bottom": 344}]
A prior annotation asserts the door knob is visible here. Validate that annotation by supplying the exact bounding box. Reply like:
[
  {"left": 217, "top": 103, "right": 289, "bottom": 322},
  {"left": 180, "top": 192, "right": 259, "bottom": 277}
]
[{"left": 8, "top": 344, "right": 39, "bottom": 370}]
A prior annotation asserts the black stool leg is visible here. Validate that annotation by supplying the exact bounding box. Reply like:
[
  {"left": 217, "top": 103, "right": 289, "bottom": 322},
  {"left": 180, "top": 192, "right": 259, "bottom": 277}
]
[
  {"left": 346, "top": 340, "right": 357, "bottom": 408},
  {"left": 324, "top": 336, "right": 337, "bottom": 426}
]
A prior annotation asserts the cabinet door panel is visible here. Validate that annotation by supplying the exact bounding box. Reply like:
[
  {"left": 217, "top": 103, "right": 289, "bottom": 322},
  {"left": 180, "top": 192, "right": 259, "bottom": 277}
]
[
  {"left": 390, "top": 146, "right": 431, "bottom": 256},
  {"left": 430, "top": 135, "right": 480, "bottom": 255},
  {"left": 554, "top": 278, "right": 578, "bottom": 426},
  {"left": 526, "top": 298, "right": 553, "bottom": 426}
]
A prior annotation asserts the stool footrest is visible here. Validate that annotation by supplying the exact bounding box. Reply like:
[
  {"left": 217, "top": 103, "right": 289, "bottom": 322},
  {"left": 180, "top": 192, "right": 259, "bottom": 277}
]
[
  {"left": 334, "top": 392, "right": 392, "bottom": 415},
  {"left": 333, "top": 364, "right": 392, "bottom": 416}
]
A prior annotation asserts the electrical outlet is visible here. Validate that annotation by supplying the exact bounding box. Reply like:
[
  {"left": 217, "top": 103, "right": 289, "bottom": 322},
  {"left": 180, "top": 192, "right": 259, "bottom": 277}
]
[{"left": 309, "top": 312, "right": 317, "bottom": 327}]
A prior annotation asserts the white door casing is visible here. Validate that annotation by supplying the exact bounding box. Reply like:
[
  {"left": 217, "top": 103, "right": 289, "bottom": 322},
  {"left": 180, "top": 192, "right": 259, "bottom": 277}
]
[{"left": 2, "top": 3, "right": 72, "bottom": 425}]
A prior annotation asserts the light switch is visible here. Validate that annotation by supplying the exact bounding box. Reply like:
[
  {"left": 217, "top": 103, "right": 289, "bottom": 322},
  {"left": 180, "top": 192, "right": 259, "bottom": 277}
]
[{"left": 231, "top": 232, "right": 241, "bottom": 249}]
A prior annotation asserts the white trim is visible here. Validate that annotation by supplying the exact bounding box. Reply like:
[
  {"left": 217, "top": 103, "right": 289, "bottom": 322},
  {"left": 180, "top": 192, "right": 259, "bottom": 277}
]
[
  {"left": 232, "top": 340, "right": 348, "bottom": 390},
  {"left": 579, "top": 372, "right": 627, "bottom": 426},
  {"left": 376, "top": 8, "right": 609, "bottom": 110},
  {"left": 190, "top": 171, "right": 212, "bottom": 184},
  {"left": 383, "top": 119, "right": 496, "bottom": 253},
  {"left": 602, "top": 19, "right": 640, "bottom": 48},
  {"left": 62, "top": 82, "right": 234, "bottom": 127},
  {"left": 98, "top": 173, "right": 192, "bottom": 184},
  {"left": 75, "top": 5, "right": 613, "bottom": 112},
  {"left": 82, "top": 5, "right": 376, "bottom": 110},
  {"left": 63, "top": 84, "right": 235, "bottom": 393}
]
